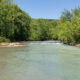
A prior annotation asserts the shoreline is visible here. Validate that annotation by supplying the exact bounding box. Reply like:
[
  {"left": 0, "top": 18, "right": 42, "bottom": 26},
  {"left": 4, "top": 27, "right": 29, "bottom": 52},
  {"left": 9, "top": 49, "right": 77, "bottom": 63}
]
[
  {"left": 75, "top": 44, "right": 80, "bottom": 47},
  {"left": 0, "top": 42, "right": 26, "bottom": 48},
  {"left": 63, "top": 42, "right": 80, "bottom": 47},
  {"left": 0, "top": 41, "right": 80, "bottom": 48}
]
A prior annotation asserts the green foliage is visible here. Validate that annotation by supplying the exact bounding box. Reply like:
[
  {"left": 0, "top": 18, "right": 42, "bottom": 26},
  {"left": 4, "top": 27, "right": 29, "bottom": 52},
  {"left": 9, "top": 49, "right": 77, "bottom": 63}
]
[
  {"left": 29, "top": 19, "right": 58, "bottom": 41},
  {"left": 60, "top": 9, "right": 72, "bottom": 22},
  {"left": 0, "top": 0, "right": 80, "bottom": 44},
  {"left": 58, "top": 21, "right": 74, "bottom": 43},
  {"left": 0, "top": 0, "right": 31, "bottom": 42},
  {"left": 29, "top": 19, "right": 42, "bottom": 41},
  {"left": 0, "top": 36, "right": 10, "bottom": 42},
  {"left": 58, "top": 8, "right": 80, "bottom": 44}
]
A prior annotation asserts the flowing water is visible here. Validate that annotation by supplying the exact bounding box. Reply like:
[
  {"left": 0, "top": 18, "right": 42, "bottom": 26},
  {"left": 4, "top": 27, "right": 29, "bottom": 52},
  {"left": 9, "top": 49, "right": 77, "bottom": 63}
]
[{"left": 0, "top": 41, "right": 80, "bottom": 80}]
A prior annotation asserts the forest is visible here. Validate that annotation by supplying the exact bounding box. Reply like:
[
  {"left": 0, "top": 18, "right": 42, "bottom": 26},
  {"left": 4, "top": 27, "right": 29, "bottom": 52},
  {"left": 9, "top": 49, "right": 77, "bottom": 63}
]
[{"left": 0, "top": 0, "right": 80, "bottom": 45}]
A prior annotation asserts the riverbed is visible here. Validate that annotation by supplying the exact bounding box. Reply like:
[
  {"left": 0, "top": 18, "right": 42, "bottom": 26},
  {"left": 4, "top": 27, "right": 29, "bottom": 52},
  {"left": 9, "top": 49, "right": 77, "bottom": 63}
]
[{"left": 0, "top": 41, "right": 80, "bottom": 80}]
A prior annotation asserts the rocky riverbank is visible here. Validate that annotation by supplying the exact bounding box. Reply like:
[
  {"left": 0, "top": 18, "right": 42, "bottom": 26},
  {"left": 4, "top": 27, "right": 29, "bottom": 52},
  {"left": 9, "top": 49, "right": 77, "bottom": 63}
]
[
  {"left": 0, "top": 42, "right": 25, "bottom": 48},
  {"left": 75, "top": 44, "right": 80, "bottom": 47},
  {"left": 63, "top": 42, "right": 80, "bottom": 47}
]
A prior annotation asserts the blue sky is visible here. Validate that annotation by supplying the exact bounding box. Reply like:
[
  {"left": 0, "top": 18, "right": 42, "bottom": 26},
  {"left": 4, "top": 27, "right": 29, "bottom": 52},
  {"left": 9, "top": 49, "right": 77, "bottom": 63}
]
[{"left": 15, "top": 0, "right": 80, "bottom": 19}]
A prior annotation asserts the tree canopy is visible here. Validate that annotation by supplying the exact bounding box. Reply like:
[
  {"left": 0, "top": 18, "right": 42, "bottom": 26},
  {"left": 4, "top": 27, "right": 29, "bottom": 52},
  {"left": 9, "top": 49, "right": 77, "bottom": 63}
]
[{"left": 0, "top": 0, "right": 80, "bottom": 44}]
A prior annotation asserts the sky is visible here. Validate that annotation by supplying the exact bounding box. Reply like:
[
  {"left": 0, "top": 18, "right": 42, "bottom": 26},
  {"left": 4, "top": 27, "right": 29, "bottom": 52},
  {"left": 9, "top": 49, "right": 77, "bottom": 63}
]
[{"left": 15, "top": 0, "right": 80, "bottom": 19}]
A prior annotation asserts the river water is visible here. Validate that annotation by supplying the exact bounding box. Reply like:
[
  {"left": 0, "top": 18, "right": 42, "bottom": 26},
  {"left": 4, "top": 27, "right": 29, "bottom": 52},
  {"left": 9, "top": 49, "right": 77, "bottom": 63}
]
[{"left": 0, "top": 41, "right": 80, "bottom": 80}]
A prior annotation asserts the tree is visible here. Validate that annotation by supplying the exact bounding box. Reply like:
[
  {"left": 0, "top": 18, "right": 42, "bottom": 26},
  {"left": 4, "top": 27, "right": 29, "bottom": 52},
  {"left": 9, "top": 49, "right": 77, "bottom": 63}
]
[
  {"left": 0, "top": 0, "right": 31, "bottom": 41},
  {"left": 60, "top": 9, "right": 72, "bottom": 22}
]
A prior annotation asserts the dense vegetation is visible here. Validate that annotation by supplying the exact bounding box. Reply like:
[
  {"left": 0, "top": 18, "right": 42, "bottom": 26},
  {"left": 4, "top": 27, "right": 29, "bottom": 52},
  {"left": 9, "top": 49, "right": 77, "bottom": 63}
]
[
  {"left": 29, "top": 19, "right": 58, "bottom": 41},
  {"left": 58, "top": 9, "right": 80, "bottom": 44},
  {"left": 0, "top": 0, "right": 31, "bottom": 42},
  {"left": 0, "top": 0, "right": 80, "bottom": 44}
]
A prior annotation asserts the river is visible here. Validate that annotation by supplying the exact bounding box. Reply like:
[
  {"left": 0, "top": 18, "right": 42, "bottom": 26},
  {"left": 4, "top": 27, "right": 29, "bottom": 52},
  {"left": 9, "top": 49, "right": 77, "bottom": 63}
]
[{"left": 0, "top": 41, "right": 80, "bottom": 80}]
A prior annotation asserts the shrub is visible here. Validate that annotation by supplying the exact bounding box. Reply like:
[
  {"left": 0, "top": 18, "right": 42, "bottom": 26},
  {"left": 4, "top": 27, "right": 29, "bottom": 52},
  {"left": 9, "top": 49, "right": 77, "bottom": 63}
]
[{"left": 0, "top": 36, "right": 10, "bottom": 43}]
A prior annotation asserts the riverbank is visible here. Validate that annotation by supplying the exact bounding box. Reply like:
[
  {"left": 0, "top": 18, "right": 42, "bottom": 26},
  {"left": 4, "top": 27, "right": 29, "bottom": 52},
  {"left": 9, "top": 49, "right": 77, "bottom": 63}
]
[
  {"left": 0, "top": 41, "right": 80, "bottom": 48},
  {"left": 63, "top": 42, "right": 80, "bottom": 47},
  {"left": 0, "top": 42, "right": 25, "bottom": 48},
  {"left": 75, "top": 44, "right": 80, "bottom": 47}
]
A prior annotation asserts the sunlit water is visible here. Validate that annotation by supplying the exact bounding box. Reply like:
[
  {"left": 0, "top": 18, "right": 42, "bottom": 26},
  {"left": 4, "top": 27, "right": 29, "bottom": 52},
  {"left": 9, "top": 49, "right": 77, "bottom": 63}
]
[{"left": 0, "top": 41, "right": 80, "bottom": 80}]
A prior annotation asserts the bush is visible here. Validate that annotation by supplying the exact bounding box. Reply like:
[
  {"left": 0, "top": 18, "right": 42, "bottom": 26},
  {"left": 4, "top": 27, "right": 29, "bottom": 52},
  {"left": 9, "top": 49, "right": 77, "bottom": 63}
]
[{"left": 0, "top": 36, "right": 10, "bottom": 43}]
